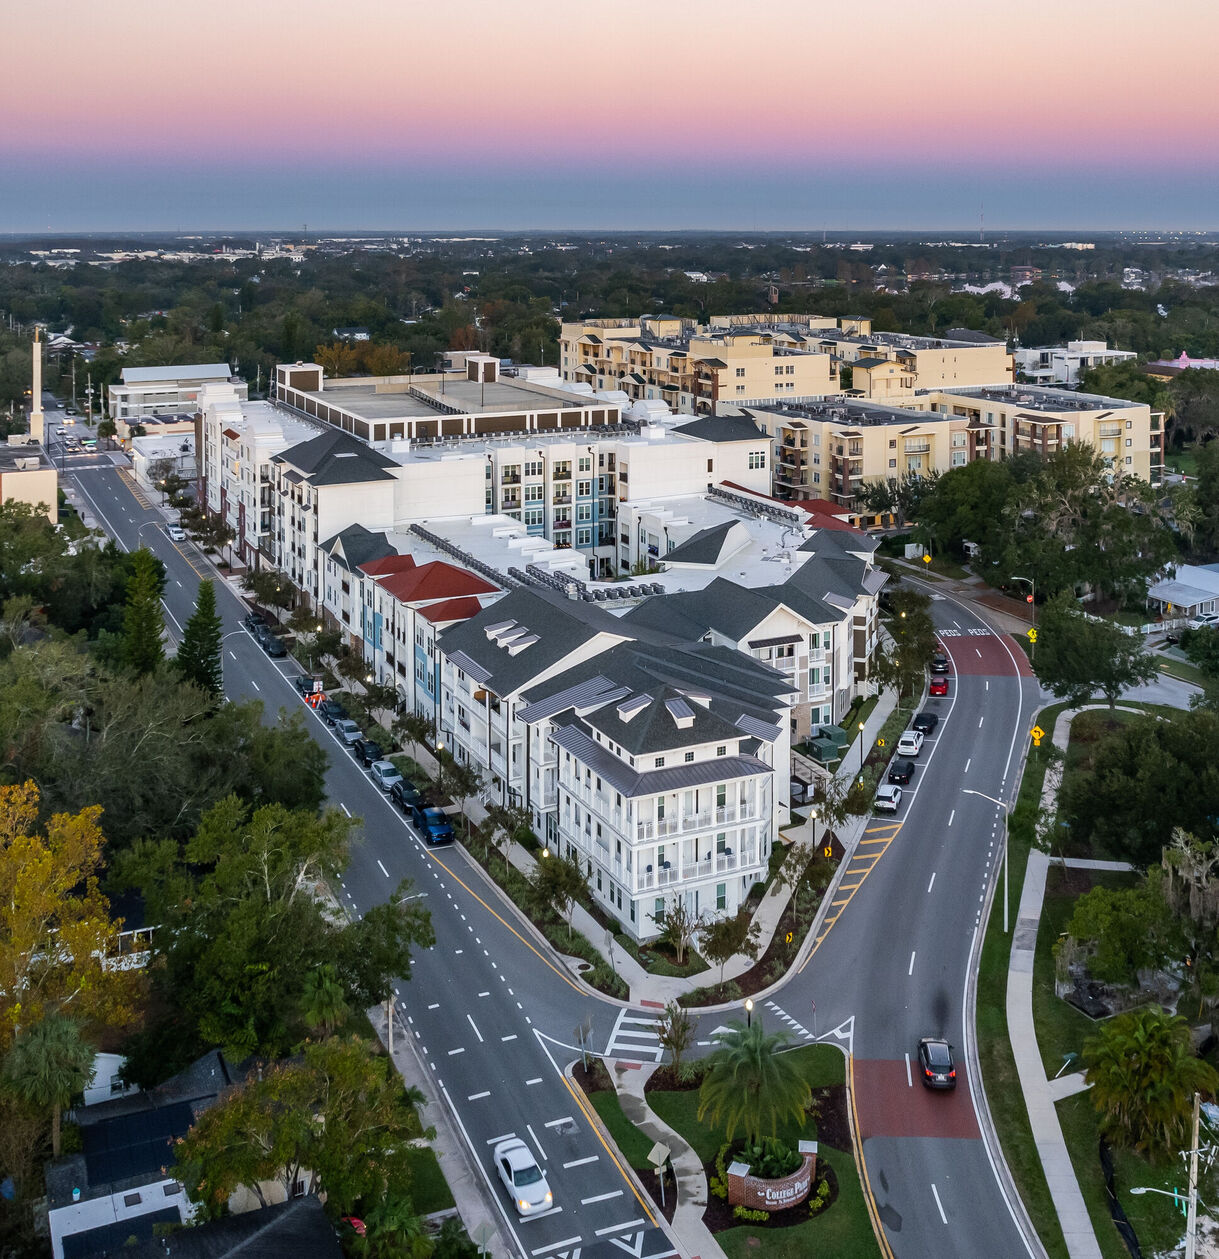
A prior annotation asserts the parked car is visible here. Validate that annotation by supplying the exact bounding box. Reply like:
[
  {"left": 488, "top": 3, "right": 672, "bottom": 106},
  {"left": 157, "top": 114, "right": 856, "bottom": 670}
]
[
  {"left": 896, "top": 729, "right": 925, "bottom": 757},
  {"left": 929, "top": 676, "right": 949, "bottom": 697},
  {"left": 353, "top": 738, "right": 383, "bottom": 768},
  {"left": 318, "top": 698, "right": 348, "bottom": 725},
  {"left": 930, "top": 653, "right": 950, "bottom": 674},
  {"left": 874, "top": 783, "right": 903, "bottom": 813},
  {"left": 369, "top": 760, "right": 403, "bottom": 792},
  {"left": 912, "top": 711, "right": 939, "bottom": 734},
  {"left": 1189, "top": 613, "right": 1219, "bottom": 630},
  {"left": 917, "top": 1037, "right": 956, "bottom": 1090},
  {"left": 887, "top": 758, "right": 915, "bottom": 785},
  {"left": 166, "top": 524, "right": 186, "bottom": 542},
  {"left": 492, "top": 1137, "right": 552, "bottom": 1216},
  {"left": 243, "top": 611, "right": 267, "bottom": 633},
  {"left": 334, "top": 719, "right": 362, "bottom": 746},
  {"left": 294, "top": 674, "right": 322, "bottom": 698},
  {"left": 261, "top": 633, "right": 286, "bottom": 659},
  {"left": 389, "top": 778, "right": 422, "bottom": 812},
  {"left": 410, "top": 802, "right": 455, "bottom": 846}
]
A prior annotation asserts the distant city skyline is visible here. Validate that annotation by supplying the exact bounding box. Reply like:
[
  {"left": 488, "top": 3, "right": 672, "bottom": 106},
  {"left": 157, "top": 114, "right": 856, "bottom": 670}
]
[{"left": 3, "top": 0, "right": 1216, "bottom": 232}]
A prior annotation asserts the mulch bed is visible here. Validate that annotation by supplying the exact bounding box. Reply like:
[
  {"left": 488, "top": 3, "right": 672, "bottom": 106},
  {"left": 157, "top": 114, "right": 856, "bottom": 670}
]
[
  {"left": 638, "top": 1167, "right": 677, "bottom": 1224},
  {"left": 573, "top": 1059, "right": 613, "bottom": 1093}
]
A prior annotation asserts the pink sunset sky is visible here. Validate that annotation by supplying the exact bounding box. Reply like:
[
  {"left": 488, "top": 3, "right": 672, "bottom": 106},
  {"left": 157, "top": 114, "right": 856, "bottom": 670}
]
[{"left": 2, "top": 0, "right": 1216, "bottom": 230}]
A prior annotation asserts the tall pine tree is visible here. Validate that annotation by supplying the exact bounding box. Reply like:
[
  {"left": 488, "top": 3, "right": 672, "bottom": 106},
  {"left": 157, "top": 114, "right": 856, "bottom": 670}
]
[
  {"left": 121, "top": 548, "right": 165, "bottom": 676},
  {"left": 176, "top": 579, "right": 223, "bottom": 698}
]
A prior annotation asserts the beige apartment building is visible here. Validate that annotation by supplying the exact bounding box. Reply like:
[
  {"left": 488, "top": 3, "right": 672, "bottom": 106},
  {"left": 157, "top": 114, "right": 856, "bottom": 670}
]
[
  {"left": 817, "top": 330, "right": 1013, "bottom": 398},
  {"left": 744, "top": 383, "right": 1162, "bottom": 519},
  {"left": 560, "top": 318, "right": 836, "bottom": 413}
]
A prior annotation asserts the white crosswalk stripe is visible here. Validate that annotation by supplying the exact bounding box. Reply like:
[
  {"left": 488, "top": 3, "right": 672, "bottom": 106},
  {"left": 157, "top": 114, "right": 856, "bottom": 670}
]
[{"left": 603, "top": 1008, "right": 664, "bottom": 1062}]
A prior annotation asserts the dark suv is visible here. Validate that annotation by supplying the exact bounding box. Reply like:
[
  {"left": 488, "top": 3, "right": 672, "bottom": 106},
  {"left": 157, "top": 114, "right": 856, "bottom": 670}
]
[
  {"left": 389, "top": 778, "right": 422, "bottom": 813},
  {"left": 318, "top": 698, "right": 347, "bottom": 725},
  {"left": 912, "top": 711, "right": 939, "bottom": 734},
  {"left": 930, "top": 653, "right": 950, "bottom": 674},
  {"left": 918, "top": 1037, "right": 956, "bottom": 1089},
  {"left": 887, "top": 759, "right": 915, "bottom": 786},
  {"left": 353, "top": 738, "right": 383, "bottom": 768}
]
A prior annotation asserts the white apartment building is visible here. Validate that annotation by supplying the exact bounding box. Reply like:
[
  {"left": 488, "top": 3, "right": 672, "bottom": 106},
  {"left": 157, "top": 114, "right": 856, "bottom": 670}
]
[
  {"left": 437, "top": 588, "right": 796, "bottom": 939},
  {"left": 110, "top": 363, "right": 245, "bottom": 421},
  {"left": 1013, "top": 340, "right": 1138, "bottom": 387}
]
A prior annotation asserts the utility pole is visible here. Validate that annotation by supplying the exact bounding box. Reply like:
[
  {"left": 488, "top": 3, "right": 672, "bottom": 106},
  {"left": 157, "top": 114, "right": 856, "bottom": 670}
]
[
  {"left": 86, "top": 371, "right": 92, "bottom": 425},
  {"left": 71, "top": 356, "right": 77, "bottom": 408},
  {"left": 1186, "top": 1091, "right": 1200, "bottom": 1259}
]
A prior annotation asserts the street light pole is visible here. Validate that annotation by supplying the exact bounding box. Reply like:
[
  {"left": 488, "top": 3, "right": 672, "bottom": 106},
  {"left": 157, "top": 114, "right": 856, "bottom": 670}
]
[
  {"left": 856, "top": 720, "right": 866, "bottom": 776},
  {"left": 1011, "top": 575, "right": 1036, "bottom": 624},
  {"left": 962, "top": 788, "right": 1012, "bottom": 933},
  {"left": 1187, "top": 1091, "right": 1201, "bottom": 1259},
  {"left": 744, "top": 997, "right": 753, "bottom": 1029}
]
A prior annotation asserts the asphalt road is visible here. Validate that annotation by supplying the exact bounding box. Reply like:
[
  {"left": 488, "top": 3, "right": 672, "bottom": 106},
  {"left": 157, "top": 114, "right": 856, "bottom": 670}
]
[
  {"left": 65, "top": 448, "right": 677, "bottom": 1259},
  {"left": 61, "top": 411, "right": 1054, "bottom": 1257}
]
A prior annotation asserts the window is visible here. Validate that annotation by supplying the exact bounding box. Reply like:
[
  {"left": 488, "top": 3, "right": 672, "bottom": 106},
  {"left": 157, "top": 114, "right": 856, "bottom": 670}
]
[
  {"left": 684, "top": 751, "right": 695, "bottom": 763},
  {"left": 576, "top": 527, "right": 592, "bottom": 546},
  {"left": 716, "top": 744, "right": 727, "bottom": 756},
  {"left": 735, "top": 367, "right": 746, "bottom": 377},
  {"left": 524, "top": 460, "right": 543, "bottom": 476},
  {"left": 654, "top": 756, "right": 665, "bottom": 768},
  {"left": 578, "top": 456, "right": 591, "bottom": 472},
  {"left": 577, "top": 479, "right": 592, "bottom": 497},
  {"left": 524, "top": 484, "right": 543, "bottom": 502},
  {"left": 523, "top": 507, "right": 544, "bottom": 527},
  {"left": 889, "top": 458, "right": 897, "bottom": 468},
  {"left": 747, "top": 451, "right": 766, "bottom": 469},
  {"left": 654, "top": 898, "right": 664, "bottom": 920},
  {"left": 736, "top": 385, "right": 746, "bottom": 394},
  {"left": 716, "top": 883, "right": 726, "bottom": 910},
  {"left": 888, "top": 439, "right": 896, "bottom": 448},
  {"left": 577, "top": 503, "right": 592, "bottom": 522}
]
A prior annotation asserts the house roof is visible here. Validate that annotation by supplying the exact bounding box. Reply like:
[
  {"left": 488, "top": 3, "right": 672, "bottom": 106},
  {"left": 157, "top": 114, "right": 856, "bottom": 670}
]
[
  {"left": 418, "top": 595, "right": 487, "bottom": 624},
  {"left": 360, "top": 553, "right": 417, "bottom": 577},
  {"left": 662, "top": 521, "right": 737, "bottom": 566},
  {"left": 273, "top": 429, "right": 398, "bottom": 486},
  {"left": 122, "top": 1198, "right": 343, "bottom": 1259},
  {"left": 373, "top": 560, "right": 499, "bottom": 605},
  {"left": 319, "top": 523, "right": 397, "bottom": 570},
  {"left": 581, "top": 685, "right": 745, "bottom": 756},
  {"left": 672, "top": 415, "right": 771, "bottom": 444}
]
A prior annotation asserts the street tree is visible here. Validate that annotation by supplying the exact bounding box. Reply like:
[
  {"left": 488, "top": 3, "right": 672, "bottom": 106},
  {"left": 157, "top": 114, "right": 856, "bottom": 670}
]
[
  {"left": 0, "top": 782, "right": 137, "bottom": 1046},
  {"left": 175, "top": 579, "right": 223, "bottom": 698},
  {"left": 337, "top": 879, "right": 436, "bottom": 1009},
  {"left": 700, "top": 909, "right": 762, "bottom": 986},
  {"left": 655, "top": 1000, "right": 696, "bottom": 1078},
  {"left": 530, "top": 852, "right": 587, "bottom": 940},
  {"left": 121, "top": 547, "right": 165, "bottom": 676},
  {"left": 177, "top": 1036, "right": 430, "bottom": 1217},
  {"left": 299, "top": 963, "right": 349, "bottom": 1038},
  {"left": 1034, "top": 593, "right": 1159, "bottom": 709},
  {"left": 443, "top": 759, "right": 484, "bottom": 836},
  {"left": 240, "top": 567, "right": 293, "bottom": 619},
  {"left": 654, "top": 895, "right": 702, "bottom": 967},
  {"left": 394, "top": 709, "right": 436, "bottom": 754},
  {"left": 1083, "top": 1006, "right": 1219, "bottom": 1162},
  {"left": 1060, "top": 872, "right": 1181, "bottom": 987},
  {"left": 3, "top": 1014, "right": 96, "bottom": 1155},
  {"left": 482, "top": 801, "right": 533, "bottom": 871},
  {"left": 855, "top": 469, "right": 940, "bottom": 529},
  {"left": 697, "top": 1020, "right": 811, "bottom": 1147}
]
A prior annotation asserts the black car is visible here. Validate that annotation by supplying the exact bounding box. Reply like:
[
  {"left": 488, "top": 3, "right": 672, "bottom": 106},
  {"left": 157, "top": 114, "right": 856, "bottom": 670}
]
[
  {"left": 261, "top": 634, "right": 287, "bottom": 659},
  {"left": 930, "top": 653, "right": 950, "bottom": 674},
  {"left": 318, "top": 698, "right": 347, "bottom": 725},
  {"left": 917, "top": 1037, "right": 956, "bottom": 1089},
  {"left": 294, "top": 674, "right": 322, "bottom": 698},
  {"left": 244, "top": 611, "right": 268, "bottom": 632},
  {"left": 912, "top": 710, "right": 939, "bottom": 734},
  {"left": 353, "top": 738, "right": 383, "bottom": 768},
  {"left": 887, "top": 758, "right": 915, "bottom": 786},
  {"left": 389, "top": 778, "right": 422, "bottom": 812}
]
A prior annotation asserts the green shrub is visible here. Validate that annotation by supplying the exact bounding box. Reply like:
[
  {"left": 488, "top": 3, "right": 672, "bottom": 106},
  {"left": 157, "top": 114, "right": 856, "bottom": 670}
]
[
  {"left": 586, "top": 962, "right": 629, "bottom": 1000},
  {"left": 808, "top": 1178, "right": 830, "bottom": 1215},
  {"left": 733, "top": 1205, "right": 770, "bottom": 1223},
  {"left": 678, "top": 980, "right": 742, "bottom": 1008},
  {"left": 710, "top": 1142, "right": 733, "bottom": 1200},
  {"left": 741, "top": 1137, "right": 800, "bottom": 1179}
]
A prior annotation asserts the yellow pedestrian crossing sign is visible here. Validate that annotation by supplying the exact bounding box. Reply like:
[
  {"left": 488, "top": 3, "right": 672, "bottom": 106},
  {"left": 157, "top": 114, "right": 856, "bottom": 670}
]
[
  {"left": 1030, "top": 724, "right": 1045, "bottom": 747},
  {"left": 1027, "top": 628, "right": 1038, "bottom": 643}
]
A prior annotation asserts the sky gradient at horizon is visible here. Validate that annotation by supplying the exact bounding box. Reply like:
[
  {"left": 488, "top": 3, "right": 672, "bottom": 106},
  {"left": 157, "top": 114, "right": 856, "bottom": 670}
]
[{"left": 2, "top": 0, "right": 1215, "bottom": 231}]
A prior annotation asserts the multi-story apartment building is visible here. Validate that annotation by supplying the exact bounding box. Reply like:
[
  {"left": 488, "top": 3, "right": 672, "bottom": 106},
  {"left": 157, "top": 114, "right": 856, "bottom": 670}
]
[
  {"left": 437, "top": 587, "right": 796, "bottom": 939},
  {"left": 1013, "top": 340, "right": 1138, "bottom": 387},
  {"left": 198, "top": 384, "right": 321, "bottom": 567},
  {"left": 744, "top": 382, "right": 1163, "bottom": 517},
  {"left": 110, "top": 363, "right": 246, "bottom": 422},
  {"left": 816, "top": 329, "right": 1013, "bottom": 399},
  {"left": 560, "top": 318, "right": 836, "bottom": 412}
]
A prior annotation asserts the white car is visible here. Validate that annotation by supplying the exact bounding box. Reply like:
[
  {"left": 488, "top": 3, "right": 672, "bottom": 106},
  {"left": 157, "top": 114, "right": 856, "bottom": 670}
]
[
  {"left": 368, "top": 760, "right": 403, "bottom": 792},
  {"left": 896, "top": 729, "right": 925, "bottom": 757},
  {"left": 874, "top": 783, "right": 903, "bottom": 813},
  {"left": 1189, "top": 613, "right": 1219, "bottom": 630},
  {"left": 166, "top": 524, "right": 186, "bottom": 542},
  {"left": 493, "top": 1138, "right": 553, "bottom": 1216}
]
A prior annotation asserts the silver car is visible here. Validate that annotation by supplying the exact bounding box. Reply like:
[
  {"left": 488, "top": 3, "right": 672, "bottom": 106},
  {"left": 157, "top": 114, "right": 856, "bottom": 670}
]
[
  {"left": 369, "top": 760, "right": 403, "bottom": 792},
  {"left": 334, "top": 719, "right": 362, "bottom": 746}
]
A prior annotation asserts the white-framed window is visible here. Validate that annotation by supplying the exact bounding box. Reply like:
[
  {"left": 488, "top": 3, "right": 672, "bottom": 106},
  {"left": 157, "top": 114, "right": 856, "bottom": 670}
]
[
  {"left": 716, "top": 883, "right": 726, "bottom": 910},
  {"left": 524, "top": 460, "right": 543, "bottom": 476},
  {"left": 735, "top": 367, "right": 746, "bottom": 377},
  {"left": 654, "top": 757, "right": 665, "bottom": 768},
  {"left": 576, "top": 504, "right": 592, "bottom": 522},
  {"left": 684, "top": 751, "right": 694, "bottom": 763},
  {"left": 524, "top": 484, "right": 544, "bottom": 502},
  {"left": 577, "top": 479, "right": 592, "bottom": 497},
  {"left": 576, "top": 527, "right": 592, "bottom": 546},
  {"left": 578, "top": 456, "right": 591, "bottom": 472},
  {"left": 748, "top": 451, "right": 766, "bottom": 469},
  {"left": 524, "top": 507, "right": 544, "bottom": 526}
]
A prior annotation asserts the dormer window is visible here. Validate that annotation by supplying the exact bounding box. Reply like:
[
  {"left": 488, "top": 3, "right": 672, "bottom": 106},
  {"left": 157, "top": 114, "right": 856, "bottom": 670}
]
[{"left": 654, "top": 756, "right": 664, "bottom": 768}]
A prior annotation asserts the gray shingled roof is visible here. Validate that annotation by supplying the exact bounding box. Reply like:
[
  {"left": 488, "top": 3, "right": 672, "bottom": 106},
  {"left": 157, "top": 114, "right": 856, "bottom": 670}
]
[
  {"left": 273, "top": 429, "right": 398, "bottom": 486},
  {"left": 122, "top": 1198, "right": 342, "bottom": 1259},
  {"left": 663, "top": 522, "right": 736, "bottom": 566},
  {"left": 672, "top": 415, "right": 771, "bottom": 444},
  {"left": 582, "top": 686, "right": 745, "bottom": 756},
  {"left": 318, "top": 523, "right": 396, "bottom": 570}
]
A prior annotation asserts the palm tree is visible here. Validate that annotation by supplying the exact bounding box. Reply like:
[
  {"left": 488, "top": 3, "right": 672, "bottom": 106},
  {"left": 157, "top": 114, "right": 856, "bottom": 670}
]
[
  {"left": 4, "top": 1014, "right": 96, "bottom": 1155},
  {"left": 697, "top": 1020, "right": 811, "bottom": 1147},
  {"left": 1083, "top": 1005, "right": 1219, "bottom": 1162},
  {"left": 300, "top": 964, "right": 350, "bottom": 1038}
]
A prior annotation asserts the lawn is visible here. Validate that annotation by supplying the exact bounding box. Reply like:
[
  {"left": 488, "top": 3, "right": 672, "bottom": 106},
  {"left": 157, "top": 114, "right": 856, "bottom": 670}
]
[
  {"left": 1032, "top": 866, "right": 1137, "bottom": 1078},
  {"left": 404, "top": 1146, "right": 455, "bottom": 1216},
  {"left": 1056, "top": 1093, "right": 1186, "bottom": 1259},
  {"left": 587, "top": 1087, "right": 656, "bottom": 1171}
]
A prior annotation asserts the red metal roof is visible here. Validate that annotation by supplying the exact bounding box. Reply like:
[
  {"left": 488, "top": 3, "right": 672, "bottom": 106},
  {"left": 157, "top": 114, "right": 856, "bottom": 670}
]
[
  {"left": 360, "top": 553, "right": 417, "bottom": 577},
  {"left": 376, "top": 560, "right": 499, "bottom": 605},
  {"left": 418, "top": 595, "right": 486, "bottom": 624}
]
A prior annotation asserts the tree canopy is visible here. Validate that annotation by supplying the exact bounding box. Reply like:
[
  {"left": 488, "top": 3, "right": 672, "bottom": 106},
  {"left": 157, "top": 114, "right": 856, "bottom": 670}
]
[{"left": 1033, "top": 593, "right": 1158, "bottom": 709}]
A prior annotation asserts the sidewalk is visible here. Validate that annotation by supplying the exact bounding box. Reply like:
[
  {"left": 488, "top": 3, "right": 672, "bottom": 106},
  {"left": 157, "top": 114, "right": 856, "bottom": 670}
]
[
  {"left": 613, "top": 1062, "right": 723, "bottom": 1259},
  {"left": 1005, "top": 705, "right": 1139, "bottom": 1259}
]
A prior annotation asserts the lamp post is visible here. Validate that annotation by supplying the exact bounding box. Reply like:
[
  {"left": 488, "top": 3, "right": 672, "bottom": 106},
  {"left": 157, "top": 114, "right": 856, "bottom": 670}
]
[
  {"left": 856, "top": 720, "right": 866, "bottom": 776},
  {"left": 962, "top": 788, "right": 1012, "bottom": 933},
  {"left": 744, "top": 997, "right": 754, "bottom": 1029},
  {"left": 1010, "top": 575, "right": 1036, "bottom": 623}
]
